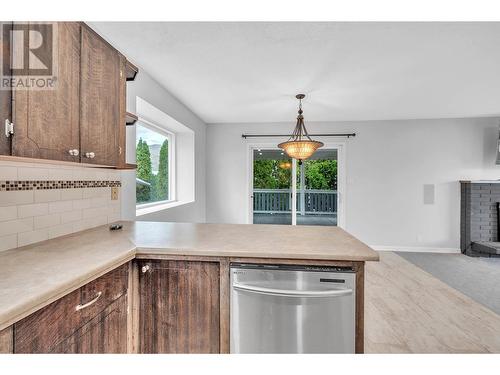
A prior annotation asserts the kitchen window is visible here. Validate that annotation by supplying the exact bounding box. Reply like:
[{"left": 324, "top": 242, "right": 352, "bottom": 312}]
[{"left": 135, "top": 121, "right": 175, "bottom": 207}]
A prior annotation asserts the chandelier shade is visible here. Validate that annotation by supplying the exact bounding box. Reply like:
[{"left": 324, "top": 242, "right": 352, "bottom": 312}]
[{"left": 278, "top": 94, "right": 323, "bottom": 161}]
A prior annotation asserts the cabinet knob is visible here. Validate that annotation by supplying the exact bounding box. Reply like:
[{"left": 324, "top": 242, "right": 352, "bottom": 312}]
[
  {"left": 141, "top": 265, "right": 150, "bottom": 274},
  {"left": 85, "top": 152, "right": 95, "bottom": 159},
  {"left": 68, "top": 149, "right": 79, "bottom": 156}
]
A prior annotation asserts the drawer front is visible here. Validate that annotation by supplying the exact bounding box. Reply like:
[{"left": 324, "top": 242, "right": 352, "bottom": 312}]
[
  {"left": 14, "top": 288, "right": 82, "bottom": 353},
  {"left": 78, "top": 263, "right": 129, "bottom": 324},
  {"left": 14, "top": 262, "right": 129, "bottom": 353}
]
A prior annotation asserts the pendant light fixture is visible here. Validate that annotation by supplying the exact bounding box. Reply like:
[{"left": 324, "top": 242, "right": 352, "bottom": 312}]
[{"left": 278, "top": 94, "right": 323, "bottom": 161}]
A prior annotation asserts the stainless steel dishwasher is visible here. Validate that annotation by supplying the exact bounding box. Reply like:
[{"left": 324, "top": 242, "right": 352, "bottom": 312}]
[{"left": 230, "top": 263, "right": 356, "bottom": 353}]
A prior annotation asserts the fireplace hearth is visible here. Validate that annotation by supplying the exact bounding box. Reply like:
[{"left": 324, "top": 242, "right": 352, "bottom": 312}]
[{"left": 461, "top": 180, "right": 500, "bottom": 257}]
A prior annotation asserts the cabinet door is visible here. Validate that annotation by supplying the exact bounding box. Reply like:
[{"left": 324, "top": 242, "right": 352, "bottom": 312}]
[
  {"left": 12, "top": 22, "right": 81, "bottom": 162},
  {"left": 80, "top": 25, "right": 121, "bottom": 166},
  {"left": 138, "top": 260, "right": 221, "bottom": 353},
  {"left": 0, "top": 22, "right": 12, "bottom": 155}
]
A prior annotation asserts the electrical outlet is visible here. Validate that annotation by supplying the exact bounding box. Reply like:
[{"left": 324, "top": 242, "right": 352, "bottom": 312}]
[{"left": 111, "top": 187, "right": 119, "bottom": 201}]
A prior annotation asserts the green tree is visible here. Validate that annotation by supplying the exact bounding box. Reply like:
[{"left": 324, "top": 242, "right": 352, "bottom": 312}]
[
  {"left": 304, "top": 160, "right": 337, "bottom": 190},
  {"left": 253, "top": 158, "right": 337, "bottom": 190},
  {"left": 153, "top": 139, "right": 169, "bottom": 201},
  {"left": 253, "top": 160, "right": 291, "bottom": 189},
  {"left": 136, "top": 138, "right": 153, "bottom": 203},
  {"left": 136, "top": 138, "right": 152, "bottom": 182}
]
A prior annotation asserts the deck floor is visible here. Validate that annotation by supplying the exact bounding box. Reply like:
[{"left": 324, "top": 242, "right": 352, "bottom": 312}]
[{"left": 253, "top": 213, "right": 337, "bottom": 226}]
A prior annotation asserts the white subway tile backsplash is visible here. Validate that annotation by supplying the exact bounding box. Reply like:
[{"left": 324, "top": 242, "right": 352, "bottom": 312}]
[
  {"left": 0, "top": 162, "right": 122, "bottom": 252},
  {"left": 49, "top": 200, "right": 73, "bottom": 214},
  {"left": 18, "top": 167, "right": 49, "bottom": 180},
  {"left": 77, "top": 215, "right": 108, "bottom": 231},
  {"left": 95, "top": 170, "right": 109, "bottom": 181},
  {"left": 0, "top": 166, "right": 18, "bottom": 180},
  {"left": 18, "top": 203, "right": 49, "bottom": 218},
  {"left": 72, "top": 198, "right": 92, "bottom": 210},
  {"left": 83, "top": 187, "right": 109, "bottom": 199},
  {"left": 18, "top": 228, "right": 49, "bottom": 247},
  {"left": 60, "top": 209, "right": 82, "bottom": 224},
  {"left": 61, "top": 188, "right": 83, "bottom": 201},
  {"left": 48, "top": 168, "right": 74, "bottom": 181},
  {"left": 34, "top": 213, "right": 61, "bottom": 229},
  {"left": 90, "top": 196, "right": 108, "bottom": 208},
  {"left": 83, "top": 206, "right": 108, "bottom": 219},
  {"left": 34, "top": 189, "right": 62, "bottom": 203},
  {"left": 109, "top": 201, "right": 121, "bottom": 213},
  {"left": 48, "top": 222, "right": 74, "bottom": 239},
  {"left": 0, "top": 234, "right": 18, "bottom": 252},
  {"left": 107, "top": 212, "right": 121, "bottom": 224},
  {"left": 107, "top": 170, "right": 121, "bottom": 181},
  {"left": 0, "top": 190, "right": 34, "bottom": 206},
  {"left": 78, "top": 169, "right": 97, "bottom": 181},
  {"left": 0, "top": 217, "right": 33, "bottom": 236},
  {"left": 0, "top": 206, "right": 17, "bottom": 222}
]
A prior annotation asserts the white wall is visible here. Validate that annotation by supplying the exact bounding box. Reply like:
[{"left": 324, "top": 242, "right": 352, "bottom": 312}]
[
  {"left": 206, "top": 117, "right": 500, "bottom": 252},
  {"left": 122, "top": 69, "right": 207, "bottom": 223}
]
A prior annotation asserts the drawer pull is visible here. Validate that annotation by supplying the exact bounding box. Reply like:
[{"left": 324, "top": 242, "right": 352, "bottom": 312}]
[
  {"left": 141, "top": 265, "right": 150, "bottom": 273},
  {"left": 76, "top": 291, "right": 102, "bottom": 311}
]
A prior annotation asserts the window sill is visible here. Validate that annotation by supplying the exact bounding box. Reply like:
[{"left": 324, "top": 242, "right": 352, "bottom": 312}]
[{"left": 136, "top": 200, "right": 191, "bottom": 217}]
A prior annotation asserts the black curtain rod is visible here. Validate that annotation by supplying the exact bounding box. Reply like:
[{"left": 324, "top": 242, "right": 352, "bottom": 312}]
[{"left": 241, "top": 133, "right": 356, "bottom": 139}]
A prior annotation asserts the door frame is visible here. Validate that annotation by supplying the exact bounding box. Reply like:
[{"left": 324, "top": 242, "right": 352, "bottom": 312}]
[{"left": 246, "top": 140, "right": 347, "bottom": 228}]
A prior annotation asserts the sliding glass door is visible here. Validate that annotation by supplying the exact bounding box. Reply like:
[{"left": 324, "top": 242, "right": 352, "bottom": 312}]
[
  {"left": 296, "top": 149, "right": 338, "bottom": 226},
  {"left": 252, "top": 149, "right": 293, "bottom": 225},
  {"left": 252, "top": 148, "right": 338, "bottom": 227}
]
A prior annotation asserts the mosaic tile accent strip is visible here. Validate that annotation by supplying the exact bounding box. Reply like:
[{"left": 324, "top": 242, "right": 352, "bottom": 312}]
[{"left": 0, "top": 180, "right": 121, "bottom": 191}]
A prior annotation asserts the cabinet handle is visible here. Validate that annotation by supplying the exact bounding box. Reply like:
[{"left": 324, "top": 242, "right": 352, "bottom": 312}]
[
  {"left": 76, "top": 291, "right": 102, "bottom": 311},
  {"left": 141, "top": 265, "right": 150, "bottom": 273},
  {"left": 84, "top": 152, "right": 95, "bottom": 159},
  {"left": 68, "top": 149, "right": 79, "bottom": 156}
]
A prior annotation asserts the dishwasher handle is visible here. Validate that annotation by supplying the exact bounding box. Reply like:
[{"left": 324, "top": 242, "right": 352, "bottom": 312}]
[{"left": 233, "top": 282, "right": 353, "bottom": 298}]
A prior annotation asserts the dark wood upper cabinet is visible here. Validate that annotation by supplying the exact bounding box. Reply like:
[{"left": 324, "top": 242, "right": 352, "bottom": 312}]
[
  {"left": 117, "top": 53, "right": 127, "bottom": 168},
  {"left": 0, "top": 22, "right": 12, "bottom": 156},
  {"left": 79, "top": 25, "right": 121, "bottom": 166},
  {"left": 138, "top": 260, "right": 221, "bottom": 354},
  {"left": 0, "top": 21, "right": 136, "bottom": 166},
  {"left": 12, "top": 22, "right": 81, "bottom": 162}
]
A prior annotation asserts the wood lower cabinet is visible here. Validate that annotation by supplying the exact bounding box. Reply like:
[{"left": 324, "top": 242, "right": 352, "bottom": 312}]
[
  {"left": 79, "top": 25, "right": 121, "bottom": 166},
  {"left": 12, "top": 22, "right": 81, "bottom": 162},
  {"left": 0, "top": 326, "right": 13, "bottom": 353},
  {"left": 138, "top": 260, "right": 221, "bottom": 353},
  {"left": 13, "top": 263, "right": 129, "bottom": 353},
  {"left": 51, "top": 294, "right": 128, "bottom": 353}
]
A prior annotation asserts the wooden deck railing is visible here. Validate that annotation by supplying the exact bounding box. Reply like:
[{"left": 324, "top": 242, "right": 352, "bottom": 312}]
[{"left": 253, "top": 189, "right": 337, "bottom": 214}]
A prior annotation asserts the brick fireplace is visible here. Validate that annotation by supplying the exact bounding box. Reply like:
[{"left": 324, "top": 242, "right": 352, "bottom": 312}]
[{"left": 461, "top": 181, "right": 500, "bottom": 257}]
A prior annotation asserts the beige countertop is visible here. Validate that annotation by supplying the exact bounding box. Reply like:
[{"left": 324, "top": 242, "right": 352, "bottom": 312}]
[{"left": 0, "top": 221, "right": 378, "bottom": 330}]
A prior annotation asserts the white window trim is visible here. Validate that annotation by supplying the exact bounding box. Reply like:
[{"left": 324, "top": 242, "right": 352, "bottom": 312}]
[{"left": 135, "top": 117, "right": 177, "bottom": 215}]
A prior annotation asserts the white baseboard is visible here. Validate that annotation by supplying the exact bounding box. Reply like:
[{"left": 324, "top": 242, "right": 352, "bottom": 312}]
[{"left": 370, "top": 245, "right": 461, "bottom": 254}]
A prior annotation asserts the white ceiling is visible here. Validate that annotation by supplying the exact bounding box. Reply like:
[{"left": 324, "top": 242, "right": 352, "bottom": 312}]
[{"left": 91, "top": 22, "right": 500, "bottom": 124}]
